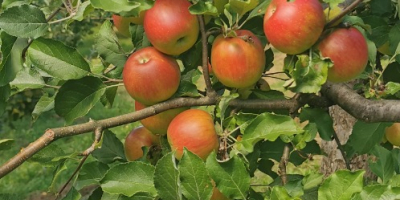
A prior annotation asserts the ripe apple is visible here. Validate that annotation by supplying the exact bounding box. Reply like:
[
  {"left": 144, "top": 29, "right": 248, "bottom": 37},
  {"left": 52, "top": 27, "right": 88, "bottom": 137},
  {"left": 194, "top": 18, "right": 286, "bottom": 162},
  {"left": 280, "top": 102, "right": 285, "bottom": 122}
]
[
  {"left": 263, "top": 0, "right": 325, "bottom": 55},
  {"left": 123, "top": 47, "right": 181, "bottom": 105},
  {"left": 143, "top": 0, "right": 199, "bottom": 56},
  {"left": 124, "top": 126, "right": 159, "bottom": 161},
  {"left": 135, "top": 101, "right": 186, "bottom": 135},
  {"left": 167, "top": 109, "right": 219, "bottom": 160},
  {"left": 385, "top": 123, "right": 400, "bottom": 146},
  {"left": 112, "top": 12, "right": 145, "bottom": 37},
  {"left": 211, "top": 30, "right": 265, "bottom": 88},
  {"left": 318, "top": 27, "right": 368, "bottom": 83}
]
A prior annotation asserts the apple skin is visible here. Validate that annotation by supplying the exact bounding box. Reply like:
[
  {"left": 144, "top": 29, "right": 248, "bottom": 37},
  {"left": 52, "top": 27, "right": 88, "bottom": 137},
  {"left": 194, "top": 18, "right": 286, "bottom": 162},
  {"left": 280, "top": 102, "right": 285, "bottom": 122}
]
[
  {"left": 211, "top": 30, "right": 265, "bottom": 88},
  {"left": 263, "top": 0, "right": 325, "bottom": 55},
  {"left": 123, "top": 47, "right": 181, "bottom": 105},
  {"left": 124, "top": 126, "right": 159, "bottom": 161},
  {"left": 112, "top": 12, "right": 145, "bottom": 37},
  {"left": 385, "top": 123, "right": 400, "bottom": 146},
  {"left": 167, "top": 109, "right": 219, "bottom": 160},
  {"left": 135, "top": 101, "right": 186, "bottom": 135},
  {"left": 143, "top": 0, "right": 199, "bottom": 56},
  {"left": 318, "top": 27, "right": 368, "bottom": 83}
]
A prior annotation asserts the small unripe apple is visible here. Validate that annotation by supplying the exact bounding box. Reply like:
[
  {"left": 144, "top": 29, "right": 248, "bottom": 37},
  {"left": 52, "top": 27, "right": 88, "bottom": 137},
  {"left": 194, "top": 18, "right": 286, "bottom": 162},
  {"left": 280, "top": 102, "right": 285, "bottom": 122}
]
[
  {"left": 264, "top": 0, "right": 325, "bottom": 55},
  {"left": 378, "top": 41, "right": 392, "bottom": 55},
  {"left": 123, "top": 47, "right": 181, "bottom": 105},
  {"left": 124, "top": 126, "right": 159, "bottom": 161},
  {"left": 112, "top": 12, "right": 145, "bottom": 37},
  {"left": 318, "top": 27, "right": 368, "bottom": 83},
  {"left": 143, "top": 0, "right": 199, "bottom": 56},
  {"left": 385, "top": 123, "right": 400, "bottom": 146},
  {"left": 167, "top": 109, "right": 219, "bottom": 160},
  {"left": 135, "top": 101, "right": 186, "bottom": 135}
]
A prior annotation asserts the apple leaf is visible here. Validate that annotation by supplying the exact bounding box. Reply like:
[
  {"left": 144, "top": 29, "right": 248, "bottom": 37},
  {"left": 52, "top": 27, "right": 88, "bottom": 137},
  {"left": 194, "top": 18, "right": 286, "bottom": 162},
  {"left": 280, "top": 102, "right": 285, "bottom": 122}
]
[
  {"left": 0, "top": 85, "right": 10, "bottom": 115},
  {"left": 179, "top": 149, "right": 213, "bottom": 200},
  {"left": 189, "top": 1, "right": 219, "bottom": 16},
  {"left": 72, "top": 1, "right": 94, "bottom": 21},
  {"left": 54, "top": 76, "right": 106, "bottom": 124},
  {"left": 389, "top": 23, "right": 400, "bottom": 56},
  {"left": 101, "top": 192, "right": 154, "bottom": 200},
  {"left": 206, "top": 152, "right": 250, "bottom": 199},
  {"left": 100, "top": 87, "right": 118, "bottom": 108},
  {"left": 299, "top": 108, "right": 334, "bottom": 140},
  {"left": 217, "top": 93, "right": 239, "bottom": 122},
  {"left": 0, "top": 32, "right": 17, "bottom": 73},
  {"left": 0, "top": 4, "right": 48, "bottom": 38},
  {"left": 352, "top": 185, "right": 400, "bottom": 200},
  {"left": 363, "top": 16, "right": 390, "bottom": 48},
  {"left": 28, "top": 38, "right": 91, "bottom": 80},
  {"left": 385, "top": 82, "right": 400, "bottom": 95},
  {"left": 270, "top": 186, "right": 292, "bottom": 200},
  {"left": 370, "top": 0, "right": 392, "bottom": 17},
  {"left": 302, "top": 173, "right": 324, "bottom": 190},
  {"left": 318, "top": 170, "right": 364, "bottom": 200},
  {"left": 246, "top": 0, "right": 272, "bottom": 20},
  {"left": 0, "top": 139, "right": 14, "bottom": 151},
  {"left": 236, "top": 112, "right": 303, "bottom": 154},
  {"left": 101, "top": 162, "right": 157, "bottom": 197},
  {"left": 32, "top": 93, "right": 55, "bottom": 121},
  {"left": 0, "top": 35, "right": 24, "bottom": 87},
  {"left": 154, "top": 153, "right": 182, "bottom": 200},
  {"left": 290, "top": 54, "right": 329, "bottom": 94},
  {"left": 345, "top": 121, "right": 391, "bottom": 157},
  {"left": 29, "top": 143, "right": 67, "bottom": 166},
  {"left": 228, "top": 0, "right": 259, "bottom": 16},
  {"left": 75, "top": 161, "right": 110, "bottom": 190},
  {"left": 95, "top": 21, "right": 127, "bottom": 70},
  {"left": 10, "top": 67, "right": 45, "bottom": 92},
  {"left": 368, "top": 145, "right": 395, "bottom": 183},
  {"left": 175, "top": 80, "right": 201, "bottom": 97},
  {"left": 130, "top": 24, "right": 151, "bottom": 50},
  {"left": 63, "top": 187, "right": 81, "bottom": 200},
  {"left": 92, "top": 130, "right": 126, "bottom": 164},
  {"left": 90, "top": 0, "right": 152, "bottom": 16}
]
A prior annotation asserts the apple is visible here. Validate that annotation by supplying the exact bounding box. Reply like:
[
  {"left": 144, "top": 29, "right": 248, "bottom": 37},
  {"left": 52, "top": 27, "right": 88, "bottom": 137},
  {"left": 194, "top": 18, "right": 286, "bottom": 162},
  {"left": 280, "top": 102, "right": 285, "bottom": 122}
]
[
  {"left": 324, "top": 6, "right": 343, "bottom": 26},
  {"left": 318, "top": 27, "right": 368, "bottom": 83},
  {"left": 211, "top": 30, "right": 265, "bottom": 88},
  {"left": 378, "top": 41, "right": 392, "bottom": 55},
  {"left": 112, "top": 12, "right": 145, "bottom": 37},
  {"left": 385, "top": 123, "right": 400, "bottom": 146},
  {"left": 143, "top": 0, "right": 199, "bottom": 56},
  {"left": 123, "top": 47, "right": 181, "bottom": 105},
  {"left": 124, "top": 126, "right": 159, "bottom": 161},
  {"left": 167, "top": 109, "right": 219, "bottom": 160},
  {"left": 263, "top": 0, "right": 325, "bottom": 55},
  {"left": 135, "top": 101, "right": 186, "bottom": 135}
]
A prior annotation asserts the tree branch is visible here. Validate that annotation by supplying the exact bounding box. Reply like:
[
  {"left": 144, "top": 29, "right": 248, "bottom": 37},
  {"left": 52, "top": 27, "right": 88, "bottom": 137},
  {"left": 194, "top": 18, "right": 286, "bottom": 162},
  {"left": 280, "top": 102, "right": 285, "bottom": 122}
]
[{"left": 325, "top": 0, "right": 364, "bottom": 28}]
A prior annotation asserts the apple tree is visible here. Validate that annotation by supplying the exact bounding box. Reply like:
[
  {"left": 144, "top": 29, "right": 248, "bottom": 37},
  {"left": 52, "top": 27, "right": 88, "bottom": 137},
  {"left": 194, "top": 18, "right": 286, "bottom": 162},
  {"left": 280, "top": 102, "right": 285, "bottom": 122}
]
[{"left": 1, "top": 0, "right": 400, "bottom": 199}]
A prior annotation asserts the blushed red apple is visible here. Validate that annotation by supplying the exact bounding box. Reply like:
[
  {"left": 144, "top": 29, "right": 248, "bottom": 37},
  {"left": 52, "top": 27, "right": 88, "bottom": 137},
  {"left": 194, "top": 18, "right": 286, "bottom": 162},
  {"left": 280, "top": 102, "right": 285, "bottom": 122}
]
[
  {"left": 264, "top": 0, "right": 325, "bottom": 55},
  {"left": 211, "top": 30, "right": 265, "bottom": 88},
  {"left": 123, "top": 47, "right": 181, "bottom": 105},
  {"left": 143, "top": 0, "right": 199, "bottom": 56},
  {"left": 124, "top": 126, "right": 159, "bottom": 161},
  {"left": 112, "top": 12, "right": 145, "bottom": 37},
  {"left": 167, "top": 109, "right": 219, "bottom": 160}
]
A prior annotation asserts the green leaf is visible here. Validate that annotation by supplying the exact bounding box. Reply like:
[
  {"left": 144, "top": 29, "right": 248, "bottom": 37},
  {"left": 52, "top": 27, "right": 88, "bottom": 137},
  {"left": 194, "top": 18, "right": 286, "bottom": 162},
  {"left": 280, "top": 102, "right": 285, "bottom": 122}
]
[
  {"left": 318, "top": 170, "right": 364, "bottom": 200},
  {"left": 218, "top": 93, "right": 239, "bottom": 122},
  {"left": 0, "top": 139, "right": 14, "bottom": 151},
  {"left": 101, "top": 87, "right": 118, "bottom": 108},
  {"left": 345, "top": 122, "right": 391, "bottom": 157},
  {"left": 299, "top": 108, "right": 334, "bottom": 140},
  {"left": 270, "top": 186, "right": 292, "bottom": 200},
  {"left": 29, "top": 143, "right": 66, "bottom": 166},
  {"left": 32, "top": 93, "right": 55, "bottom": 121},
  {"left": 0, "top": 194, "right": 19, "bottom": 200},
  {"left": 28, "top": 38, "right": 90, "bottom": 80},
  {"left": 49, "top": 161, "right": 68, "bottom": 192},
  {"left": 189, "top": 1, "right": 219, "bottom": 16},
  {"left": 96, "top": 21, "right": 127, "bottom": 70},
  {"left": 90, "top": 0, "right": 152, "bottom": 16},
  {"left": 0, "top": 35, "right": 24, "bottom": 87},
  {"left": 101, "top": 162, "right": 156, "bottom": 197},
  {"left": 385, "top": 82, "right": 400, "bottom": 95},
  {"left": 228, "top": 0, "right": 259, "bottom": 16},
  {"left": 130, "top": 24, "right": 151, "bottom": 50},
  {"left": 0, "top": 84, "right": 10, "bottom": 115},
  {"left": 179, "top": 149, "right": 213, "bottom": 200},
  {"left": 54, "top": 76, "right": 106, "bottom": 123},
  {"left": 389, "top": 23, "right": 400, "bottom": 56},
  {"left": 302, "top": 173, "right": 324, "bottom": 190},
  {"left": 0, "top": 32, "right": 17, "bottom": 72},
  {"left": 290, "top": 54, "right": 329, "bottom": 93},
  {"left": 351, "top": 185, "right": 400, "bottom": 200},
  {"left": 369, "top": 145, "right": 395, "bottom": 183},
  {"left": 246, "top": 0, "right": 272, "bottom": 20},
  {"left": 154, "top": 153, "right": 181, "bottom": 200},
  {"left": 175, "top": 80, "right": 201, "bottom": 97},
  {"left": 206, "top": 152, "right": 250, "bottom": 199},
  {"left": 0, "top": 4, "right": 48, "bottom": 38},
  {"left": 101, "top": 192, "right": 155, "bottom": 200},
  {"left": 92, "top": 130, "right": 126, "bottom": 164},
  {"left": 75, "top": 161, "right": 110, "bottom": 190},
  {"left": 237, "top": 112, "right": 303, "bottom": 154},
  {"left": 10, "top": 67, "right": 45, "bottom": 91},
  {"left": 370, "top": 0, "right": 392, "bottom": 17},
  {"left": 63, "top": 187, "right": 81, "bottom": 200},
  {"left": 72, "top": 1, "right": 94, "bottom": 21}
]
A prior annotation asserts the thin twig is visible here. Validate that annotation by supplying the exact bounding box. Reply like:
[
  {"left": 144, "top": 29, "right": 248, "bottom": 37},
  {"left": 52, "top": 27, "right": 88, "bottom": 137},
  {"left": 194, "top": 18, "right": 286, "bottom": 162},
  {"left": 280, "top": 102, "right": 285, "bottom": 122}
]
[
  {"left": 332, "top": 130, "right": 351, "bottom": 170},
  {"left": 325, "top": 0, "right": 364, "bottom": 28},
  {"left": 279, "top": 145, "right": 290, "bottom": 185}
]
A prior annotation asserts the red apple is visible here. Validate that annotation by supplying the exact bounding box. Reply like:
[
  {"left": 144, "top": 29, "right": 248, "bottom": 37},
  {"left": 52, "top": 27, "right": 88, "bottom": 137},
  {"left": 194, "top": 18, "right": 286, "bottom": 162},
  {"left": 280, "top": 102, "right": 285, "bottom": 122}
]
[
  {"left": 143, "top": 0, "right": 199, "bottom": 56},
  {"left": 112, "top": 12, "right": 145, "bottom": 37},
  {"left": 135, "top": 101, "right": 186, "bottom": 135},
  {"left": 385, "top": 123, "right": 400, "bottom": 146},
  {"left": 123, "top": 47, "right": 181, "bottom": 105},
  {"left": 124, "top": 126, "right": 159, "bottom": 161},
  {"left": 167, "top": 109, "right": 219, "bottom": 160},
  {"left": 318, "top": 27, "right": 368, "bottom": 83},
  {"left": 264, "top": 0, "right": 325, "bottom": 55},
  {"left": 211, "top": 30, "right": 265, "bottom": 88}
]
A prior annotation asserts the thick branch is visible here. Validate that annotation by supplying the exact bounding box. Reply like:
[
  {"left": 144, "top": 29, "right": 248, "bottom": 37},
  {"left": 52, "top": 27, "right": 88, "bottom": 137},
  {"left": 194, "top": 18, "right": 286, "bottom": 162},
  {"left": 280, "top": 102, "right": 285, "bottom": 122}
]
[{"left": 322, "top": 82, "right": 400, "bottom": 123}]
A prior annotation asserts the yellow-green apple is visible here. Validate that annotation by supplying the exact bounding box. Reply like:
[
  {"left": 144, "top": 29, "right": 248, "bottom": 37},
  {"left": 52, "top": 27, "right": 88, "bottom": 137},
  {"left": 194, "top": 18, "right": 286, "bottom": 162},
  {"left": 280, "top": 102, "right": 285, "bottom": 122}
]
[
  {"left": 211, "top": 30, "right": 265, "bottom": 88},
  {"left": 135, "top": 101, "right": 186, "bottom": 135},
  {"left": 167, "top": 109, "right": 219, "bottom": 160},
  {"left": 324, "top": 6, "right": 343, "bottom": 26},
  {"left": 385, "top": 123, "right": 400, "bottom": 146},
  {"left": 378, "top": 41, "right": 392, "bottom": 55},
  {"left": 143, "top": 0, "right": 199, "bottom": 56},
  {"left": 318, "top": 27, "right": 368, "bottom": 82},
  {"left": 124, "top": 126, "right": 159, "bottom": 161},
  {"left": 112, "top": 12, "right": 145, "bottom": 37},
  {"left": 264, "top": 0, "right": 325, "bottom": 55},
  {"left": 123, "top": 47, "right": 181, "bottom": 105}
]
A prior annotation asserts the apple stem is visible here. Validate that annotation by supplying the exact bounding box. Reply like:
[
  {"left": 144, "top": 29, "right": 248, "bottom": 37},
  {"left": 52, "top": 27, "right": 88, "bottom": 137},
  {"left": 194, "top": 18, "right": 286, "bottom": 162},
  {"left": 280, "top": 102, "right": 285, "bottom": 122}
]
[{"left": 325, "top": 0, "right": 364, "bottom": 28}]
